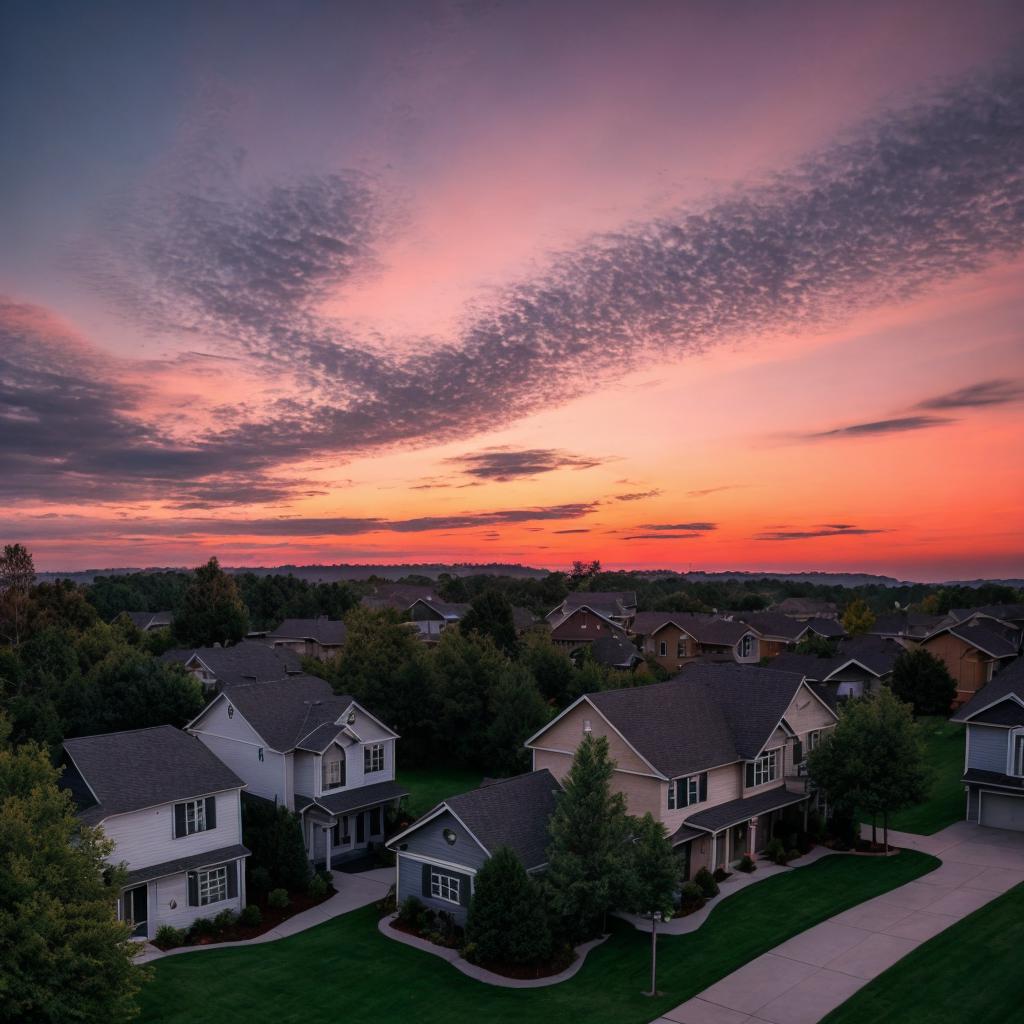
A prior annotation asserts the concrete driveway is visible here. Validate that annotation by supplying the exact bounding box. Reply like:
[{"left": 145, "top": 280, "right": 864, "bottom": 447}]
[{"left": 656, "top": 822, "right": 1024, "bottom": 1024}]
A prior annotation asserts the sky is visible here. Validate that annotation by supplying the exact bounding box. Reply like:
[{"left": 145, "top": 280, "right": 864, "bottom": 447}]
[{"left": 1, "top": 0, "right": 1022, "bottom": 581}]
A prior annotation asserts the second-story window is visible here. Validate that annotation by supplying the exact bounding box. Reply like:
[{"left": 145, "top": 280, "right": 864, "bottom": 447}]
[
  {"left": 185, "top": 798, "right": 205, "bottom": 833},
  {"left": 746, "top": 749, "right": 779, "bottom": 788},
  {"left": 174, "top": 796, "right": 215, "bottom": 838},
  {"left": 364, "top": 743, "right": 385, "bottom": 773},
  {"left": 738, "top": 635, "right": 754, "bottom": 658},
  {"left": 667, "top": 772, "right": 707, "bottom": 809},
  {"left": 322, "top": 755, "right": 345, "bottom": 790}
]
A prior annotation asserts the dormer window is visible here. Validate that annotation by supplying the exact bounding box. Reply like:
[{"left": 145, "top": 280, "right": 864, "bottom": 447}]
[{"left": 738, "top": 635, "right": 754, "bottom": 658}]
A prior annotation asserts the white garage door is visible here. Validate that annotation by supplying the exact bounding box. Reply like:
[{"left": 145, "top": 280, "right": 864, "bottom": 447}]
[{"left": 980, "top": 792, "right": 1024, "bottom": 831}]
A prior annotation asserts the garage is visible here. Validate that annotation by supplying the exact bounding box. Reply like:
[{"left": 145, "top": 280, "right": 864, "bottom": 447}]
[{"left": 980, "top": 792, "right": 1024, "bottom": 831}]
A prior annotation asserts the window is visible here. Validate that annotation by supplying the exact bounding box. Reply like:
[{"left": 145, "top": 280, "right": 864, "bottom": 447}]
[
  {"left": 738, "top": 634, "right": 754, "bottom": 658},
  {"left": 747, "top": 749, "right": 779, "bottom": 788},
  {"left": 364, "top": 743, "right": 385, "bottom": 773},
  {"left": 659, "top": 640, "right": 668, "bottom": 657},
  {"left": 322, "top": 755, "right": 344, "bottom": 790},
  {"left": 197, "top": 866, "right": 228, "bottom": 906},
  {"left": 430, "top": 870, "right": 460, "bottom": 904},
  {"left": 331, "top": 818, "right": 351, "bottom": 846},
  {"left": 667, "top": 773, "right": 707, "bottom": 809},
  {"left": 1013, "top": 733, "right": 1024, "bottom": 777},
  {"left": 177, "top": 798, "right": 205, "bottom": 835},
  {"left": 677, "top": 636, "right": 687, "bottom": 658},
  {"left": 808, "top": 730, "right": 821, "bottom": 752}
]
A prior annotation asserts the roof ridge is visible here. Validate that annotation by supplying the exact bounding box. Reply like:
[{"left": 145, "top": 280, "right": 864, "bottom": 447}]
[{"left": 66, "top": 723, "right": 179, "bottom": 743}]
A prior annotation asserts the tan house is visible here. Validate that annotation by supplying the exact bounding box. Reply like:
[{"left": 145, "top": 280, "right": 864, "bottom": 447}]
[
  {"left": 631, "top": 612, "right": 762, "bottom": 673},
  {"left": 919, "top": 620, "right": 1020, "bottom": 707},
  {"left": 267, "top": 617, "right": 347, "bottom": 660},
  {"left": 546, "top": 591, "right": 637, "bottom": 631},
  {"left": 526, "top": 664, "right": 837, "bottom": 879},
  {"left": 548, "top": 603, "right": 630, "bottom": 651}
]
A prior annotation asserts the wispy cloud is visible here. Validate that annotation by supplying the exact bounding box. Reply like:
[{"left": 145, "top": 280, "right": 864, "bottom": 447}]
[
  {"left": 445, "top": 446, "right": 609, "bottom": 482},
  {"left": 687, "top": 485, "right": 743, "bottom": 497},
  {"left": 807, "top": 415, "right": 953, "bottom": 439},
  {"left": 755, "top": 525, "right": 887, "bottom": 540},
  {"left": 624, "top": 532, "right": 706, "bottom": 540},
  {"left": 614, "top": 490, "right": 663, "bottom": 502},
  {"left": 638, "top": 522, "right": 716, "bottom": 531},
  {"left": 916, "top": 378, "right": 1023, "bottom": 410}
]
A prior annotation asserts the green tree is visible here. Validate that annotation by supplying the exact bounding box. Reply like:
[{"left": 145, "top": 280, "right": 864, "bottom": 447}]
[
  {"left": 484, "top": 665, "right": 551, "bottom": 775},
  {"left": 459, "top": 589, "right": 518, "bottom": 656},
  {"left": 795, "top": 633, "right": 837, "bottom": 657},
  {"left": 172, "top": 557, "right": 249, "bottom": 647},
  {"left": 841, "top": 598, "right": 876, "bottom": 636},
  {"left": 0, "top": 717, "right": 145, "bottom": 1021},
  {"left": 0, "top": 542, "right": 36, "bottom": 646},
  {"left": 891, "top": 648, "right": 957, "bottom": 717},
  {"left": 544, "top": 734, "right": 630, "bottom": 942},
  {"left": 241, "top": 795, "right": 312, "bottom": 892},
  {"left": 465, "top": 846, "right": 551, "bottom": 966},
  {"left": 566, "top": 560, "right": 601, "bottom": 589},
  {"left": 808, "top": 689, "right": 926, "bottom": 850},
  {"left": 519, "top": 633, "right": 575, "bottom": 706}
]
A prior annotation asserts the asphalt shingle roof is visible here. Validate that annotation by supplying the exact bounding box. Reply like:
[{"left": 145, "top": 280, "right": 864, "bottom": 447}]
[
  {"left": 123, "top": 843, "right": 250, "bottom": 887},
  {"left": 943, "top": 622, "right": 1019, "bottom": 659},
  {"left": 219, "top": 676, "right": 355, "bottom": 751},
  {"left": 443, "top": 769, "right": 562, "bottom": 870},
  {"left": 297, "top": 779, "right": 409, "bottom": 816},
  {"left": 952, "top": 656, "right": 1024, "bottom": 722},
  {"left": 269, "top": 617, "right": 348, "bottom": 646},
  {"left": 120, "top": 610, "right": 173, "bottom": 630},
  {"left": 630, "top": 612, "right": 752, "bottom": 646},
  {"left": 163, "top": 640, "right": 302, "bottom": 686},
  {"left": 738, "top": 612, "right": 806, "bottom": 642},
  {"left": 685, "top": 786, "right": 807, "bottom": 832},
  {"left": 63, "top": 725, "right": 244, "bottom": 825},
  {"left": 869, "top": 612, "right": 944, "bottom": 639},
  {"left": 590, "top": 633, "right": 643, "bottom": 668}
]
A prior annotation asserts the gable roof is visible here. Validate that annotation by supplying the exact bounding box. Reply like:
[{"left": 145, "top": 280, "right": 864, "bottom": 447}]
[
  {"left": 925, "top": 621, "right": 1019, "bottom": 659},
  {"left": 408, "top": 598, "right": 469, "bottom": 621},
  {"left": 549, "top": 591, "right": 636, "bottom": 623},
  {"left": 163, "top": 640, "right": 302, "bottom": 686},
  {"left": 770, "top": 636, "right": 899, "bottom": 681},
  {"left": 62, "top": 725, "right": 244, "bottom": 825},
  {"left": 392, "top": 770, "right": 562, "bottom": 870},
  {"left": 574, "top": 663, "right": 831, "bottom": 779},
  {"left": 869, "top": 612, "right": 945, "bottom": 639},
  {"left": 590, "top": 633, "right": 643, "bottom": 669},
  {"left": 803, "top": 617, "right": 846, "bottom": 639},
  {"left": 269, "top": 617, "right": 348, "bottom": 646},
  {"left": 630, "top": 612, "right": 753, "bottom": 647},
  {"left": 952, "top": 655, "right": 1024, "bottom": 723},
  {"left": 548, "top": 603, "right": 626, "bottom": 635},
  {"left": 118, "top": 610, "right": 173, "bottom": 630},
  {"left": 772, "top": 597, "right": 837, "bottom": 617},
  {"left": 947, "top": 604, "right": 1024, "bottom": 627},
  {"left": 737, "top": 612, "right": 806, "bottom": 642}
]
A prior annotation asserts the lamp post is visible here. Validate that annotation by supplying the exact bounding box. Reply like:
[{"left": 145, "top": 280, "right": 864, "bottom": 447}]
[{"left": 644, "top": 910, "right": 663, "bottom": 997}]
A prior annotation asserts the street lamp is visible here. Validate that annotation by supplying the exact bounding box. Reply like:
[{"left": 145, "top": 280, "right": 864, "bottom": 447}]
[{"left": 643, "top": 909, "right": 664, "bottom": 997}]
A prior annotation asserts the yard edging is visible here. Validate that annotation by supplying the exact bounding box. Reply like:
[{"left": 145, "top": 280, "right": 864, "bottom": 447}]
[{"left": 378, "top": 913, "right": 609, "bottom": 988}]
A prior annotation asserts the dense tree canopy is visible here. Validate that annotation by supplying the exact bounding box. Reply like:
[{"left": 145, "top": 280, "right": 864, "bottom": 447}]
[
  {"left": 172, "top": 557, "right": 249, "bottom": 647},
  {"left": 891, "top": 648, "right": 957, "bottom": 716}
]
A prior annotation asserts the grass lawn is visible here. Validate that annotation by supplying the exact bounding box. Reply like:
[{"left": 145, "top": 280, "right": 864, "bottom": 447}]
[
  {"left": 864, "top": 717, "right": 965, "bottom": 836},
  {"left": 138, "top": 851, "right": 938, "bottom": 1024},
  {"left": 397, "top": 765, "right": 484, "bottom": 819},
  {"left": 823, "top": 883, "right": 1024, "bottom": 1024}
]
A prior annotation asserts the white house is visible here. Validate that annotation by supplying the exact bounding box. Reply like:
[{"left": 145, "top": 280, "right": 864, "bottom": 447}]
[
  {"left": 187, "top": 675, "right": 408, "bottom": 868},
  {"left": 61, "top": 725, "right": 249, "bottom": 941}
]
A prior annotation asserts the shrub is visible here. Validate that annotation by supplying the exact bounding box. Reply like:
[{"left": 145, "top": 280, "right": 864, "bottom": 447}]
[
  {"left": 190, "top": 917, "right": 215, "bottom": 937},
  {"left": 416, "top": 907, "right": 437, "bottom": 934},
  {"left": 154, "top": 924, "right": 185, "bottom": 948},
  {"left": 678, "top": 881, "right": 704, "bottom": 911},
  {"left": 694, "top": 867, "right": 719, "bottom": 898},
  {"left": 267, "top": 888, "right": 290, "bottom": 910},
  {"left": 250, "top": 866, "right": 272, "bottom": 893},
  {"left": 806, "top": 810, "right": 825, "bottom": 840},
  {"left": 397, "top": 896, "right": 425, "bottom": 925},
  {"left": 377, "top": 885, "right": 397, "bottom": 916},
  {"left": 737, "top": 854, "right": 756, "bottom": 873},
  {"left": 713, "top": 867, "right": 729, "bottom": 883},
  {"left": 461, "top": 941, "right": 479, "bottom": 964},
  {"left": 241, "top": 794, "right": 312, "bottom": 892},
  {"left": 213, "top": 909, "right": 238, "bottom": 931},
  {"left": 765, "top": 837, "right": 787, "bottom": 865},
  {"left": 787, "top": 848, "right": 801, "bottom": 863},
  {"left": 308, "top": 874, "right": 328, "bottom": 900},
  {"left": 238, "top": 904, "right": 262, "bottom": 927}
]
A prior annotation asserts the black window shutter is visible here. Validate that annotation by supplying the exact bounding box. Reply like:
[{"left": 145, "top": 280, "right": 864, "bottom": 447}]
[
  {"left": 421, "top": 862, "right": 431, "bottom": 897},
  {"left": 205, "top": 796, "right": 217, "bottom": 830},
  {"left": 793, "top": 740, "right": 803, "bottom": 765},
  {"left": 227, "top": 862, "right": 238, "bottom": 899},
  {"left": 699, "top": 772, "right": 708, "bottom": 801},
  {"left": 745, "top": 762, "right": 755, "bottom": 788},
  {"left": 187, "top": 872, "right": 198, "bottom": 907},
  {"left": 174, "top": 802, "right": 186, "bottom": 839},
  {"left": 459, "top": 873, "right": 471, "bottom": 907}
]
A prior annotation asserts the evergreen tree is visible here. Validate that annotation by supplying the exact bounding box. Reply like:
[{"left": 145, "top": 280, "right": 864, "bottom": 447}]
[
  {"left": 623, "top": 813, "right": 679, "bottom": 917},
  {"left": 485, "top": 665, "right": 551, "bottom": 775},
  {"left": 460, "top": 589, "right": 518, "bottom": 656},
  {"left": 0, "top": 717, "right": 144, "bottom": 1021},
  {"left": 172, "top": 557, "right": 249, "bottom": 647},
  {"left": 519, "top": 633, "right": 575, "bottom": 706},
  {"left": 544, "top": 734, "right": 630, "bottom": 942},
  {"left": 891, "top": 648, "right": 957, "bottom": 716},
  {"left": 241, "top": 796, "right": 312, "bottom": 891},
  {"left": 465, "top": 847, "right": 551, "bottom": 966}
]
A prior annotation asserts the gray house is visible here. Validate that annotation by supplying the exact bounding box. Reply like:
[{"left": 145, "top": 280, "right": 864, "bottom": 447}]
[
  {"left": 386, "top": 770, "right": 561, "bottom": 923},
  {"left": 951, "top": 655, "right": 1024, "bottom": 830},
  {"left": 162, "top": 640, "right": 302, "bottom": 692}
]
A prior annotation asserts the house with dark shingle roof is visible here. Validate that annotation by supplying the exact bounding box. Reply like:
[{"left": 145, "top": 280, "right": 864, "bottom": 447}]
[
  {"left": 771, "top": 636, "right": 902, "bottom": 699},
  {"left": 547, "top": 590, "right": 637, "bottom": 629},
  {"left": 60, "top": 725, "right": 249, "bottom": 941},
  {"left": 267, "top": 616, "right": 348, "bottom": 660},
  {"left": 951, "top": 656, "right": 1024, "bottom": 830},
  {"left": 631, "top": 612, "right": 763, "bottom": 672},
  {"left": 771, "top": 597, "right": 838, "bottom": 620},
  {"left": 162, "top": 639, "right": 303, "bottom": 692},
  {"left": 405, "top": 597, "right": 470, "bottom": 642},
  {"left": 526, "top": 664, "right": 836, "bottom": 878},
  {"left": 187, "top": 675, "right": 407, "bottom": 868},
  {"left": 919, "top": 618, "right": 1021, "bottom": 707},
  {"left": 385, "top": 770, "right": 562, "bottom": 923}
]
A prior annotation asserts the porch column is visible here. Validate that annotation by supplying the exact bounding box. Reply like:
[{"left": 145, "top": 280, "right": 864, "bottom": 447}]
[{"left": 748, "top": 816, "right": 757, "bottom": 857}]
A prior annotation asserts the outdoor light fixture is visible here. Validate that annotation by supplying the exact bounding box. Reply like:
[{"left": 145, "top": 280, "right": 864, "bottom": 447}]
[
  {"left": 227, "top": 705, "right": 234, "bottom": 719},
  {"left": 443, "top": 828, "right": 457, "bottom": 845}
]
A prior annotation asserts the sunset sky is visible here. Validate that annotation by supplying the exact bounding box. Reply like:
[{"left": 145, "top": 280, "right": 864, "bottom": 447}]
[{"left": 1, "top": 0, "right": 1022, "bottom": 580}]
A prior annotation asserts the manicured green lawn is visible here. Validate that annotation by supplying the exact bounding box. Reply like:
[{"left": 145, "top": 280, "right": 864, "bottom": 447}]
[
  {"left": 823, "top": 883, "right": 1024, "bottom": 1024},
  {"left": 397, "top": 765, "right": 484, "bottom": 818},
  {"left": 880, "top": 718, "right": 965, "bottom": 835},
  {"left": 139, "top": 851, "right": 938, "bottom": 1024}
]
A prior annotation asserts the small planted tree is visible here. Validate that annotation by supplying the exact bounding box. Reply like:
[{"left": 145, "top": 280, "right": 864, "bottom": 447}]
[
  {"left": 465, "top": 846, "right": 551, "bottom": 966},
  {"left": 242, "top": 796, "right": 312, "bottom": 892},
  {"left": 544, "top": 733, "right": 630, "bottom": 942},
  {"left": 841, "top": 598, "right": 876, "bottom": 637},
  {"left": 891, "top": 648, "right": 957, "bottom": 716}
]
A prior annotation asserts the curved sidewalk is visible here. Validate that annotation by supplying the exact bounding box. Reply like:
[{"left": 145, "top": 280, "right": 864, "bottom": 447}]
[
  {"left": 135, "top": 867, "right": 393, "bottom": 965},
  {"left": 655, "top": 821, "right": 1024, "bottom": 1024}
]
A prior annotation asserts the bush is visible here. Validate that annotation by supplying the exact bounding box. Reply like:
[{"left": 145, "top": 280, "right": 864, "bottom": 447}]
[
  {"left": 678, "top": 881, "right": 704, "bottom": 911},
  {"left": 238, "top": 904, "right": 262, "bottom": 927},
  {"left": 241, "top": 794, "right": 312, "bottom": 892},
  {"left": 250, "top": 865, "right": 272, "bottom": 893},
  {"left": 787, "top": 848, "right": 801, "bottom": 863},
  {"left": 713, "top": 867, "right": 729, "bottom": 883},
  {"left": 765, "top": 837, "right": 787, "bottom": 865},
  {"left": 308, "top": 874, "right": 328, "bottom": 900},
  {"left": 213, "top": 909, "right": 237, "bottom": 931},
  {"left": 154, "top": 924, "right": 185, "bottom": 948},
  {"left": 461, "top": 941, "right": 479, "bottom": 964},
  {"left": 190, "top": 917, "right": 215, "bottom": 937},
  {"left": 694, "top": 867, "right": 719, "bottom": 898},
  {"left": 806, "top": 810, "right": 825, "bottom": 840},
  {"left": 267, "top": 888, "right": 290, "bottom": 910},
  {"left": 737, "top": 854, "right": 756, "bottom": 873},
  {"left": 416, "top": 907, "right": 437, "bottom": 934},
  {"left": 397, "top": 896, "right": 425, "bottom": 925}
]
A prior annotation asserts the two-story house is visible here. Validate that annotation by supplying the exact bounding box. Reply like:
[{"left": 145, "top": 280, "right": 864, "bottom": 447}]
[
  {"left": 60, "top": 725, "right": 249, "bottom": 941},
  {"left": 950, "top": 656, "right": 1024, "bottom": 830},
  {"left": 918, "top": 619, "right": 1019, "bottom": 707},
  {"left": 385, "top": 770, "right": 561, "bottom": 924},
  {"left": 405, "top": 598, "right": 470, "bottom": 642},
  {"left": 772, "top": 636, "right": 901, "bottom": 700},
  {"left": 267, "top": 617, "right": 348, "bottom": 660},
  {"left": 526, "top": 664, "right": 837, "bottom": 879},
  {"left": 546, "top": 591, "right": 637, "bottom": 632},
  {"left": 187, "top": 675, "right": 407, "bottom": 868},
  {"left": 631, "top": 612, "right": 762, "bottom": 673},
  {"left": 161, "top": 639, "right": 303, "bottom": 693}
]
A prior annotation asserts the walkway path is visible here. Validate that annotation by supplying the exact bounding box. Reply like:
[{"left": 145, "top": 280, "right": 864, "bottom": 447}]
[
  {"left": 135, "top": 867, "right": 393, "bottom": 965},
  {"left": 653, "top": 821, "right": 1024, "bottom": 1024}
]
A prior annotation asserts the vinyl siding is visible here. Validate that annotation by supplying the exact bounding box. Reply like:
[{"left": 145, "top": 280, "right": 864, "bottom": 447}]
[
  {"left": 102, "top": 788, "right": 243, "bottom": 870},
  {"left": 664, "top": 763, "right": 741, "bottom": 834},
  {"left": 131, "top": 860, "right": 245, "bottom": 939},
  {"left": 398, "top": 809, "right": 490, "bottom": 871},
  {"left": 967, "top": 724, "right": 1010, "bottom": 773},
  {"left": 294, "top": 749, "right": 317, "bottom": 797},
  {"left": 396, "top": 853, "right": 472, "bottom": 924}
]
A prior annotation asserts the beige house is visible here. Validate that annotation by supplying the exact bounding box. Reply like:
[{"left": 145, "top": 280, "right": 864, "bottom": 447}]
[
  {"left": 526, "top": 664, "right": 837, "bottom": 878},
  {"left": 919, "top": 620, "right": 1019, "bottom": 707},
  {"left": 631, "top": 612, "right": 762, "bottom": 673}
]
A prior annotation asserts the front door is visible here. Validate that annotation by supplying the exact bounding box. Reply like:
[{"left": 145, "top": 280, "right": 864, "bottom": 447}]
[
  {"left": 124, "top": 884, "right": 148, "bottom": 938},
  {"left": 730, "top": 822, "right": 748, "bottom": 864},
  {"left": 676, "top": 842, "right": 692, "bottom": 882},
  {"left": 356, "top": 811, "right": 366, "bottom": 845}
]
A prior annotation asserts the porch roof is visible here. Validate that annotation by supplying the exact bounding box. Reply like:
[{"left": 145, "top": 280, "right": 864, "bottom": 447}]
[
  {"left": 295, "top": 779, "right": 408, "bottom": 817},
  {"left": 122, "top": 843, "right": 250, "bottom": 888},
  {"left": 684, "top": 786, "right": 807, "bottom": 834}
]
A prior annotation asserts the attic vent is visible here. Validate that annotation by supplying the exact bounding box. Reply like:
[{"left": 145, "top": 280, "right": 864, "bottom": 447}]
[
  {"left": 347, "top": 710, "right": 356, "bottom": 725},
  {"left": 443, "top": 828, "right": 457, "bottom": 846},
  {"left": 227, "top": 705, "right": 234, "bottom": 719}
]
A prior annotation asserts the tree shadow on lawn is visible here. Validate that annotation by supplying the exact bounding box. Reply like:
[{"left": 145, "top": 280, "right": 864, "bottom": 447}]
[{"left": 139, "top": 851, "right": 939, "bottom": 1024}]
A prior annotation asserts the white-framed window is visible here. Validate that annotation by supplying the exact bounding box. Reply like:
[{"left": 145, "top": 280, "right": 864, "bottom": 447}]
[
  {"left": 677, "top": 636, "right": 688, "bottom": 658},
  {"left": 364, "top": 743, "right": 385, "bottom": 773},
  {"left": 667, "top": 773, "right": 705, "bottom": 809},
  {"left": 322, "top": 755, "right": 344, "bottom": 790},
  {"left": 659, "top": 640, "right": 668, "bottom": 657},
  {"left": 1012, "top": 732, "right": 1024, "bottom": 777},
  {"left": 749, "top": 749, "right": 779, "bottom": 787},
  {"left": 738, "top": 634, "right": 754, "bottom": 658},
  {"left": 184, "top": 798, "right": 206, "bottom": 835},
  {"left": 808, "top": 730, "right": 821, "bottom": 752},
  {"left": 197, "top": 865, "right": 228, "bottom": 906},
  {"left": 430, "top": 870, "right": 460, "bottom": 904}
]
